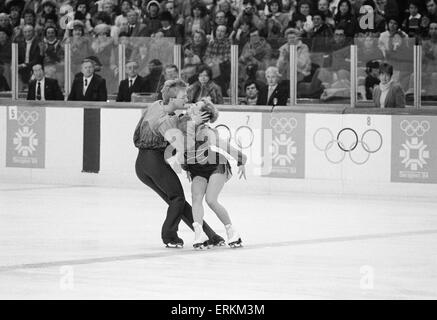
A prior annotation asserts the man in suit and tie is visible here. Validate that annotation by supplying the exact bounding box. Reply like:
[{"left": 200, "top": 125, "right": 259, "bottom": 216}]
[
  {"left": 27, "top": 64, "right": 64, "bottom": 101},
  {"left": 263, "top": 66, "right": 289, "bottom": 106},
  {"left": 18, "top": 24, "right": 43, "bottom": 85},
  {"left": 116, "top": 61, "right": 145, "bottom": 102},
  {"left": 126, "top": 10, "right": 147, "bottom": 37},
  {"left": 68, "top": 59, "right": 108, "bottom": 173}
]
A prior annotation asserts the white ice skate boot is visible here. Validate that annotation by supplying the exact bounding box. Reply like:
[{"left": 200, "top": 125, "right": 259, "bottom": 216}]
[
  {"left": 225, "top": 224, "right": 242, "bottom": 248},
  {"left": 193, "top": 222, "right": 209, "bottom": 250}
]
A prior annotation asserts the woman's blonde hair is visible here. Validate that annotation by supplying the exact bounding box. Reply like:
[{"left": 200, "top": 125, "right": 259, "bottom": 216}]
[
  {"left": 198, "top": 97, "right": 219, "bottom": 123},
  {"left": 161, "top": 79, "right": 188, "bottom": 104}
]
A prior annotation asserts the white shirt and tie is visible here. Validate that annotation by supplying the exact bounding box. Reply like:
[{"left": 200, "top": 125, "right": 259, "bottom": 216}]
[
  {"left": 128, "top": 76, "right": 137, "bottom": 89},
  {"left": 25, "top": 38, "right": 34, "bottom": 64},
  {"left": 267, "top": 85, "right": 278, "bottom": 103},
  {"left": 83, "top": 75, "right": 93, "bottom": 95},
  {"left": 35, "top": 78, "right": 45, "bottom": 101}
]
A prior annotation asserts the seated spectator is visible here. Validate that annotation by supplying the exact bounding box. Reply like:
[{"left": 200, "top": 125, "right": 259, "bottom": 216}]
[
  {"left": 125, "top": 9, "right": 147, "bottom": 37},
  {"left": 421, "top": 0, "right": 437, "bottom": 33},
  {"left": 334, "top": 0, "right": 358, "bottom": 39},
  {"left": 365, "top": 60, "right": 380, "bottom": 100},
  {"left": 266, "top": 0, "right": 290, "bottom": 35},
  {"left": 184, "top": 3, "right": 211, "bottom": 39},
  {"left": 203, "top": 25, "right": 231, "bottom": 79},
  {"left": 378, "top": 17, "right": 413, "bottom": 91},
  {"left": 231, "top": 0, "right": 265, "bottom": 39},
  {"left": 215, "top": 0, "right": 236, "bottom": 32},
  {"left": 116, "top": 61, "right": 146, "bottom": 102},
  {"left": 318, "top": 0, "right": 335, "bottom": 27},
  {"left": 7, "top": 0, "right": 25, "bottom": 28},
  {"left": 17, "top": 24, "right": 42, "bottom": 86},
  {"left": 277, "top": 28, "right": 312, "bottom": 82},
  {"left": 156, "top": 64, "right": 180, "bottom": 99},
  {"left": 0, "top": 27, "right": 12, "bottom": 86},
  {"left": 212, "top": 10, "right": 229, "bottom": 37},
  {"left": 318, "top": 27, "right": 350, "bottom": 87},
  {"left": 373, "top": 62, "right": 405, "bottom": 108},
  {"left": 91, "top": 23, "right": 118, "bottom": 93},
  {"left": 420, "top": 22, "right": 437, "bottom": 97},
  {"left": 240, "top": 80, "right": 266, "bottom": 105},
  {"left": 0, "top": 64, "right": 10, "bottom": 91},
  {"left": 142, "top": 58, "right": 164, "bottom": 94},
  {"left": 402, "top": 0, "right": 423, "bottom": 38},
  {"left": 68, "top": 58, "right": 108, "bottom": 102},
  {"left": 74, "top": 0, "right": 93, "bottom": 34},
  {"left": 114, "top": 0, "right": 133, "bottom": 27},
  {"left": 64, "top": 20, "right": 92, "bottom": 74},
  {"left": 142, "top": 0, "right": 162, "bottom": 36},
  {"left": 40, "top": 25, "right": 64, "bottom": 67},
  {"left": 26, "top": 63, "right": 64, "bottom": 101},
  {"left": 0, "top": 13, "right": 13, "bottom": 37},
  {"left": 262, "top": 66, "right": 289, "bottom": 106},
  {"left": 185, "top": 29, "right": 208, "bottom": 62},
  {"left": 288, "top": 0, "right": 313, "bottom": 33},
  {"left": 239, "top": 29, "right": 272, "bottom": 77},
  {"left": 357, "top": 34, "right": 384, "bottom": 67},
  {"left": 238, "top": 62, "right": 267, "bottom": 97},
  {"left": 187, "top": 64, "right": 224, "bottom": 104},
  {"left": 158, "top": 11, "right": 180, "bottom": 41},
  {"left": 307, "top": 11, "right": 333, "bottom": 53},
  {"left": 234, "top": 20, "right": 252, "bottom": 54}
]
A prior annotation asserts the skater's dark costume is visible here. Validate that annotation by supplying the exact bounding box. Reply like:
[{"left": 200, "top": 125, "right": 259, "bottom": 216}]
[
  {"left": 134, "top": 100, "right": 222, "bottom": 246},
  {"left": 177, "top": 115, "right": 246, "bottom": 182}
]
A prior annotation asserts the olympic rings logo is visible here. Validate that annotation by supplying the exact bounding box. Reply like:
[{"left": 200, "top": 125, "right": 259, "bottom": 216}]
[
  {"left": 269, "top": 117, "right": 298, "bottom": 134},
  {"left": 313, "top": 127, "right": 383, "bottom": 165},
  {"left": 214, "top": 124, "right": 255, "bottom": 149},
  {"left": 400, "top": 120, "right": 430, "bottom": 137},
  {"left": 17, "top": 111, "right": 39, "bottom": 127}
]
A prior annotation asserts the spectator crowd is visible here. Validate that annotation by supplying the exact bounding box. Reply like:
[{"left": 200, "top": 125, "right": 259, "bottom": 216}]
[{"left": 1, "top": 0, "right": 437, "bottom": 105}]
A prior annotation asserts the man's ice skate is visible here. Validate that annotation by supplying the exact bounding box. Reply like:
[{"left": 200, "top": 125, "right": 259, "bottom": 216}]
[
  {"left": 193, "top": 222, "right": 210, "bottom": 250},
  {"left": 226, "top": 224, "right": 243, "bottom": 248},
  {"left": 165, "top": 237, "right": 184, "bottom": 248},
  {"left": 207, "top": 234, "right": 225, "bottom": 247}
]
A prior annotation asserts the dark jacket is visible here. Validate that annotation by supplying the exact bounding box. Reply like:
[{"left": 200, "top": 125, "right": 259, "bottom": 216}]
[
  {"left": 68, "top": 73, "right": 108, "bottom": 101},
  {"left": 373, "top": 83, "right": 405, "bottom": 108},
  {"left": 309, "top": 24, "right": 333, "bottom": 53},
  {"left": 27, "top": 77, "right": 64, "bottom": 101},
  {"left": 187, "top": 81, "right": 224, "bottom": 104},
  {"left": 261, "top": 82, "right": 289, "bottom": 106},
  {"left": 17, "top": 38, "right": 43, "bottom": 83},
  {"left": 128, "top": 23, "right": 147, "bottom": 37},
  {"left": 116, "top": 76, "right": 146, "bottom": 102},
  {"left": 18, "top": 38, "right": 42, "bottom": 67}
]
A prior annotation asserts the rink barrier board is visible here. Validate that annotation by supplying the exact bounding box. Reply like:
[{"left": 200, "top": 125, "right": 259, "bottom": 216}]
[{"left": 1, "top": 104, "right": 437, "bottom": 197}]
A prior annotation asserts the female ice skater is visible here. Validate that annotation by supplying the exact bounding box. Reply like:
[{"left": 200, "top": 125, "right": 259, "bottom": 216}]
[
  {"left": 177, "top": 98, "right": 247, "bottom": 249},
  {"left": 133, "top": 79, "right": 225, "bottom": 248}
]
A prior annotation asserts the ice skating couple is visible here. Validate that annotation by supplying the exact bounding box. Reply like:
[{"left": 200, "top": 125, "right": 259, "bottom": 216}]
[{"left": 134, "top": 79, "right": 247, "bottom": 249}]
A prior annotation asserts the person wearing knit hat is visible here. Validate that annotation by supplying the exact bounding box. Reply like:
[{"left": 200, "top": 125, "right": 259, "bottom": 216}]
[
  {"left": 142, "top": 0, "right": 162, "bottom": 36},
  {"left": 93, "top": 23, "right": 111, "bottom": 36}
]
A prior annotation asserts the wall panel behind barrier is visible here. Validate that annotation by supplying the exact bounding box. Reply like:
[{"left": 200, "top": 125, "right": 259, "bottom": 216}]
[
  {"left": 391, "top": 115, "right": 437, "bottom": 183},
  {"left": 100, "top": 109, "right": 143, "bottom": 178},
  {"left": 341, "top": 115, "right": 391, "bottom": 183}
]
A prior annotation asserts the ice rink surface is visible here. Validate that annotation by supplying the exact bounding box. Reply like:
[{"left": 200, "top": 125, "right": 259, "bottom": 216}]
[{"left": 1, "top": 181, "right": 437, "bottom": 300}]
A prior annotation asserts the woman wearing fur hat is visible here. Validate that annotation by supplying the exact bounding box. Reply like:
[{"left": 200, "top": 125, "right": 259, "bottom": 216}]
[
  {"left": 177, "top": 98, "right": 247, "bottom": 249},
  {"left": 91, "top": 23, "right": 118, "bottom": 93},
  {"left": 63, "top": 20, "right": 92, "bottom": 74}
]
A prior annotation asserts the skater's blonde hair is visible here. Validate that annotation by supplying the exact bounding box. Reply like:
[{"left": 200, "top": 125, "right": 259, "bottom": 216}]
[{"left": 161, "top": 79, "right": 188, "bottom": 104}]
